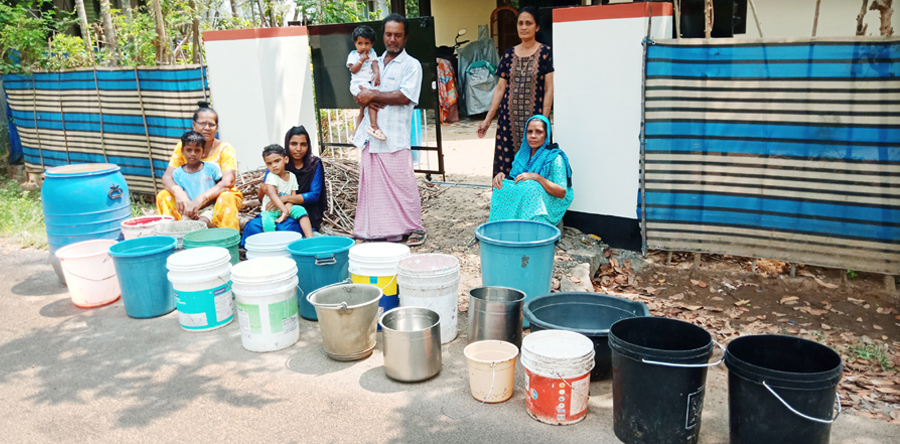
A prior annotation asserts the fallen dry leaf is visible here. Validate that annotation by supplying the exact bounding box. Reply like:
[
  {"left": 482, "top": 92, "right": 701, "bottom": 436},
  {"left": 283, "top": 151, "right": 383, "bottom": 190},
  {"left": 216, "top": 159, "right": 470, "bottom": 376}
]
[
  {"left": 857, "top": 317, "right": 863, "bottom": 322},
  {"left": 570, "top": 277, "right": 581, "bottom": 284},
  {"left": 690, "top": 279, "right": 700, "bottom": 286},
  {"left": 875, "top": 387, "right": 900, "bottom": 395},
  {"left": 711, "top": 296, "right": 724, "bottom": 301},
  {"left": 603, "top": 251, "right": 611, "bottom": 258},
  {"left": 773, "top": 312, "right": 786, "bottom": 317},
  {"left": 683, "top": 305, "right": 703, "bottom": 311},
  {"left": 848, "top": 297, "right": 865, "bottom": 305},
  {"left": 813, "top": 277, "right": 838, "bottom": 289},
  {"left": 735, "top": 299, "right": 750, "bottom": 306},
  {"left": 874, "top": 325, "right": 883, "bottom": 330},
  {"left": 794, "top": 307, "right": 828, "bottom": 316},
  {"left": 780, "top": 296, "right": 800, "bottom": 305},
  {"left": 669, "top": 293, "right": 684, "bottom": 300},
  {"left": 698, "top": 281, "right": 708, "bottom": 288},
  {"left": 821, "top": 323, "right": 832, "bottom": 330}
]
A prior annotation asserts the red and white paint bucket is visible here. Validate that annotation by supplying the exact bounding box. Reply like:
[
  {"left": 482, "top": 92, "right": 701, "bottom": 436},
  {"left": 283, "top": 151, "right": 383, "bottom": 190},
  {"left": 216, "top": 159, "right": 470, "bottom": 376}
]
[{"left": 521, "top": 330, "right": 595, "bottom": 425}]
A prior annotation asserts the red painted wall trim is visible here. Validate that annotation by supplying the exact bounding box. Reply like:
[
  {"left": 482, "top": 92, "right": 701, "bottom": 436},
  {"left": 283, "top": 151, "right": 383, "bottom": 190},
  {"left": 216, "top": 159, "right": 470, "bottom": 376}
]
[
  {"left": 553, "top": 2, "right": 673, "bottom": 23},
  {"left": 203, "top": 26, "right": 308, "bottom": 42}
]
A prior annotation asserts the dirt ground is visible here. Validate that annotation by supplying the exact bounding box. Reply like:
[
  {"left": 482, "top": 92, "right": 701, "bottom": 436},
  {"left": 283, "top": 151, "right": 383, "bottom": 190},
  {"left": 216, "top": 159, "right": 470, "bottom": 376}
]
[{"left": 410, "top": 178, "right": 900, "bottom": 424}]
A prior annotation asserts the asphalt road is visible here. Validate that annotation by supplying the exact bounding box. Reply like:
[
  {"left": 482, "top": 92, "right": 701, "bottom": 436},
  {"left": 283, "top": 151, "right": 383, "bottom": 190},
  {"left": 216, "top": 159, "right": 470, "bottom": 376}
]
[{"left": 1, "top": 248, "right": 897, "bottom": 443}]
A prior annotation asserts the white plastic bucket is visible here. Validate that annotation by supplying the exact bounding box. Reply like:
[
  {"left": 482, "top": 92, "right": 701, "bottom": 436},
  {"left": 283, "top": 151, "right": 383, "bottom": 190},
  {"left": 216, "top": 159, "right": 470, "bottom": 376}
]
[
  {"left": 463, "top": 340, "right": 519, "bottom": 403},
  {"left": 231, "top": 257, "right": 301, "bottom": 352},
  {"left": 153, "top": 220, "right": 208, "bottom": 249},
  {"left": 397, "top": 254, "right": 460, "bottom": 343},
  {"left": 166, "top": 246, "right": 234, "bottom": 331},
  {"left": 245, "top": 231, "right": 304, "bottom": 259},
  {"left": 521, "top": 330, "right": 596, "bottom": 425},
  {"left": 121, "top": 215, "right": 174, "bottom": 240},
  {"left": 349, "top": 242, "right": 410, "bottom": 323},
  {"left": 55, "top": 239, "right": 121, "bottom": 307}
]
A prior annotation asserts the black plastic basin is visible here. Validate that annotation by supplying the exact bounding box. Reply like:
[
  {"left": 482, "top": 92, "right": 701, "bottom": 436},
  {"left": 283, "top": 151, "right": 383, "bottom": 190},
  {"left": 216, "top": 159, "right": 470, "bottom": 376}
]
[{"left": 524, "top": 292, "right": 650, "bottom": 380}]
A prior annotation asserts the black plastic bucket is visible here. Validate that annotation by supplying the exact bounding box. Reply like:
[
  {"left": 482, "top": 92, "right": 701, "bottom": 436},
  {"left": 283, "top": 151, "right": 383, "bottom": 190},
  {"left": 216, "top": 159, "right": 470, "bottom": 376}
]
[
  {"left": 609, "top": 317, "right": 716, "bottom": 444},
  {"left": 524, "top": 292, "right": 649, "bottom": 380},
  {"left": 725, "top": 335, "right": 843, "bottom": 444}
]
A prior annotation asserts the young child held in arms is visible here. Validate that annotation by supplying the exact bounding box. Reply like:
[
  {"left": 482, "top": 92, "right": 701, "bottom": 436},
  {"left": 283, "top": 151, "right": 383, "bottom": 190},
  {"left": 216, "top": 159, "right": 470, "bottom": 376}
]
[
  {"left": 172, "top": 131, "right": 221, "bottom": 227},
  {"left": 347, "top": 25, "right": 386, "bottom": 141},
  {"left": 261, "top": 145, "right": 314, "bottom": 238}
]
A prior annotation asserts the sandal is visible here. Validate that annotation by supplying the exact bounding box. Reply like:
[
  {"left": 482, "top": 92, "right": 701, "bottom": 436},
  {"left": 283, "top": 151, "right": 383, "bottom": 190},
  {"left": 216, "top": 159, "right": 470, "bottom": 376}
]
[
  {"left": 367, "top": 126, "right": 388, "bottom": 141},
  {"left": 406, "top": 230, "right": 427, "bottom": 247}
]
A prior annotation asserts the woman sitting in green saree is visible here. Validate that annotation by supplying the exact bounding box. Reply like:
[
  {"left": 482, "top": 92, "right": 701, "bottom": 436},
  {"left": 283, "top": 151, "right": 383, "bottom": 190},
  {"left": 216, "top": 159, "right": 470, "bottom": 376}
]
[{"left": 489, "top": 115, "right": 573, "bottom": 225}]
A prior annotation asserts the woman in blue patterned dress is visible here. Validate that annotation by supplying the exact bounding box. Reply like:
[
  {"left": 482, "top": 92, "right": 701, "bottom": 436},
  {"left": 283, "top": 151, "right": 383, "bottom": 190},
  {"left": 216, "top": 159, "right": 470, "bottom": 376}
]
[
  {"left": 476, "top": 6, "right": 554, "bottom": 177},
  {"left": 489, "top": 115, "right": 573, "bottom": 225}
]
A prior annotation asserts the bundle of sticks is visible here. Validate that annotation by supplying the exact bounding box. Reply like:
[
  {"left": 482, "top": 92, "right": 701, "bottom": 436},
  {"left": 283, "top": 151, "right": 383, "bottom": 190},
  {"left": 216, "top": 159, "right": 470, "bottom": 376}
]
[{"left": 236, "top": 157, "right": 446, "bottom": 236}]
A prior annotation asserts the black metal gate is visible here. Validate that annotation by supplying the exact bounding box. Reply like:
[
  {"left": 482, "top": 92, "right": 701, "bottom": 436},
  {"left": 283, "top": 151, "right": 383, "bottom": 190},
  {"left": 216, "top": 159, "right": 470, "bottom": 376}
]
[{"left": 308, "top": 16, "right": 444, "bottom": 178}]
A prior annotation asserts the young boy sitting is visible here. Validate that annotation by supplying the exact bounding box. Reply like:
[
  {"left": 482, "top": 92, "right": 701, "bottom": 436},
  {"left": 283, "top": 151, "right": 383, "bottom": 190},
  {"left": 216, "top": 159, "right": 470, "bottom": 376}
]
[
  {"left": 261, "top": 145, "right": 314, "bottom": 238},
  {"left": 172, "top": 131, "right": 221, "bottom": 227},
  {"left": 347, "top": 25, "right": 386, "bottom": 141}
]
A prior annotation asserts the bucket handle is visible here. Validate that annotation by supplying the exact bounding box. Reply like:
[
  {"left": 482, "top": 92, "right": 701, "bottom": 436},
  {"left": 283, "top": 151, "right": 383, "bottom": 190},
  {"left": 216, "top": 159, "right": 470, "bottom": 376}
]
[
  {"left": 108, "top": 184, "right": 124, "bottom": 200},
  {"left": 641, "top": 340, "right": 726, "bottom": 369},
  {"left": 216, "top": 277, "right": 233, "bottom": 293},
  {"left": 300, "top": 278, "right": 352, "bottom": 303},
  {"left": 762, "top": 381, "right": 841, "bottom": 425},
  {"left": 60, "top": 257, "right": 117, "bottom": 282},
  {"left": 314, "top": 254, "right": 338, "bottom": 266},
  {"left": 442, "top": 361, "right": 496, "bottom": 419}
]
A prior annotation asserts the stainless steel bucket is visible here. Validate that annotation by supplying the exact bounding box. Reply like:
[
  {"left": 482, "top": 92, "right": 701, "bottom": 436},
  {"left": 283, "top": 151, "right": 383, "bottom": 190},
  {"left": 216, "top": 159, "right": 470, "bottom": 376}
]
[
  {"left": 308, "top": 283, "right": 383, "bottom": 361},
  {"left": 467, "top": 287, "right": 525, "bottom": 347},
  {"left": 379, "top": 307, "right": 442, "bottom": 382}
]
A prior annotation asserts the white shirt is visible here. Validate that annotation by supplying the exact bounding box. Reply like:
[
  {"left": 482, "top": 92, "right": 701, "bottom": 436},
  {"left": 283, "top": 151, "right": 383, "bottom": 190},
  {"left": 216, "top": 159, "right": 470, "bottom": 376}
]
[
  {"left": 347, "top": 49, "right": 378, "bottom": 87},
  {"left": 352, "top": 49, "right": 422, "bottom": 154},
  {"left": 261, "top": 171, "right": 298, "bottom": 211}
]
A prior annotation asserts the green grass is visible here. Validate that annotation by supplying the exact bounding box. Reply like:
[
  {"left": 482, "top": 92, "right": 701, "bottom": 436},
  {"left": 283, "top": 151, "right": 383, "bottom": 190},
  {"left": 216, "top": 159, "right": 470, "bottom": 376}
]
[
  {"left": 0, "top": 179, "right": 48, "bottom": 249},
  {"left": 130, "top": 193, "right": 156, "bottom": 218},
  {"left": 848, "top": 343, "right": 893, "bottom": 372}
]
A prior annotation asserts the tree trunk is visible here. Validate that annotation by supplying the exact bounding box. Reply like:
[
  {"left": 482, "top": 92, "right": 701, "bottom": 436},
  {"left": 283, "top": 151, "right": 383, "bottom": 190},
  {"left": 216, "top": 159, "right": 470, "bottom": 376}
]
[
  {"left": 857, "top": 0, "right": 870, "bottom": 35},
  {"left": 151, "top": 0, "right": 171, "bottom": 64},
  {"left": 812, "top": 0, "right": 822, "bottom": 36},
  {"left": 256, "top": 0, "right": 268, "bottom": 26},
  {"left": 191, "top": 0, "right": 200, "bottom": 64},
  {"left": 870, "top": 0, "right": 894, "bottom": 36},
  {"left": 230, "top": 0, "right": 239, "bottom": 18},
  {"left": 704, "top": 0, "right": 712, "bottom": 38},
  {"left": 121, "top": 0, "right": 133, "bottom": 20},
  {"left": 98, "top": 0, "right": 118, "bottom": 65},
  {"left": 267, "top": 0, "right": 276, "bottom": 27},
  {"left": 73, "top": 0, "right": 94, "bottom": 60}
]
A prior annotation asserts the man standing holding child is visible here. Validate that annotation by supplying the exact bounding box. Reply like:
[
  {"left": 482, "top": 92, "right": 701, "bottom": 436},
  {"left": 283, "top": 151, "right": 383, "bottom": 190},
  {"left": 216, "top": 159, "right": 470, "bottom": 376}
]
[{"left": 352, "top": 13, "right": 427, "bottom": 246}]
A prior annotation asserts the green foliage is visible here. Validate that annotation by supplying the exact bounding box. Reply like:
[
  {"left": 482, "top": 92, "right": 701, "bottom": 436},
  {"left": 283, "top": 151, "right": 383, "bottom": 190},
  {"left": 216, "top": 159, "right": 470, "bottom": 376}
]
[
  {"left": 849, "top": 343, "right": 893, "bottom": 372},
  {"left": 404, "top": 0, "right": 418, "bottom": 18},
  {"left": 112, "top": 9, "right": 157, "bottom": 67},
  {"left": 0, "top": 0, "right": 75, "bottom": 74},
  {"left": 45, "top": 33, "right": 95, "bottom": 70},
  {"left": 0, "top": 179, "right": 47, "bottom": 249},
  {"left": 296, "top": 0, "right": 381, "bottom": 25},
  {"left": 846, "top": 269, "right": 859, "bottom": 279}
]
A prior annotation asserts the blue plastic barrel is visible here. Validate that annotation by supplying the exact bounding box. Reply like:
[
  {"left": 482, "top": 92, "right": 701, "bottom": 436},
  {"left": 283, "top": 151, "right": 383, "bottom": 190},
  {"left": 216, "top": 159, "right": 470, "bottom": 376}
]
[
  {"left": 475, "top": 220, "right": 561, "bottom": 328},
  {"left": 108, "top": 236, "right": 178, "bottom": 318},
  {"left": 41, "top": 163, "right": 131, "bottom": 283},
  {"left": 286, "top": 236, "right": 355, "bottom": 321}
]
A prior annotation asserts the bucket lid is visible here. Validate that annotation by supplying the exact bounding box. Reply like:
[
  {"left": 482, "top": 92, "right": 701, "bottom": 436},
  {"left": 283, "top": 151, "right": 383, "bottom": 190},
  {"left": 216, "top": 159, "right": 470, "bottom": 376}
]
[
  {"left": 45, "top": 163, "right": 119, "bottom": 178},
  {"left": 183, "top": 228, "right": 240, "bottom": 246},
  {"left": 122, "top": 215, "right": 174, "bottom": 228},
  {"left": 154, "top": 220, "right": 208, "bottom": 235},
  {"left": 245, "top": 231, "right": 304, "bottom": 251},
  {"left": 231, "top": 257, "right": 298, "bottom": 284},
  {"left": 55, "top": 239, "right": 118, "bottom": 260},
  {"left": 524, "top": 292, "right": 650, "bottom": 337},
  {"left": 521, "top": 330, "right": 595, "bottom": 379},
  {"left": 349, "top": 242, "right": 410, "bottom": 261},
  {"left": 286, "top": 236, "right": 355, "bottom": 257},
  {"left": 109, "top": 236, "right": 177, "bottom": 257},
  {"left": 167, "top": 246, "right": 231, "bottom": 272},
  {"left": 474, "top": 220, "right": 561, "bottom": 248},
  {"left": 397, "top": 254, "right": 460, "bottom": 277}
]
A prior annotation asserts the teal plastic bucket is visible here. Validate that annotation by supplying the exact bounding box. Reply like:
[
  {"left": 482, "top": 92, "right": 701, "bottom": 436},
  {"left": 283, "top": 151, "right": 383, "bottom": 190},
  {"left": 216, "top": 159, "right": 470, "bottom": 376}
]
[
  {"left": 475, "top": 220, "right": 561, "bottom": 328},
  {"left": 108, "top": 236, "right": 178, "bottom": 318},
  {"left": 183, "top": 228, "right": 240, "bottom": 265},
  {"left": 286, "top": 236, "right": 355, "bottom": 321}
]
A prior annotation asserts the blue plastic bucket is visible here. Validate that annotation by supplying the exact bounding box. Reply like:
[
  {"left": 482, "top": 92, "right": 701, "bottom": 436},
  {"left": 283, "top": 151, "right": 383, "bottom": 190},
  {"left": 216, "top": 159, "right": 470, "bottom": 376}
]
[
  {"left": 286, "top": 236, "right": 355, "bottom": 321},
  {"left": 474, "top": 220, "right": 561, "bottom": 328},
  {"left": 108, "top": 236, "right": 178, "bottom": 318},
  {"left": 41, "top": 163, "right": 131, "bottom": 283}
]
